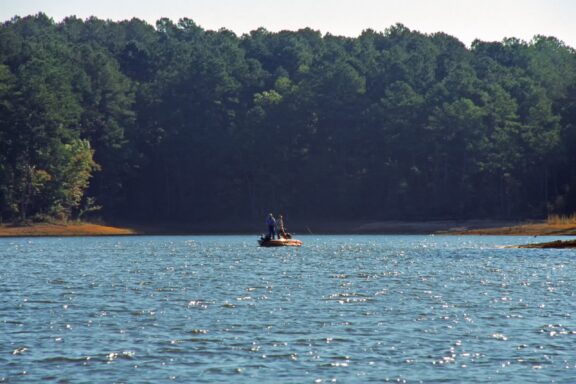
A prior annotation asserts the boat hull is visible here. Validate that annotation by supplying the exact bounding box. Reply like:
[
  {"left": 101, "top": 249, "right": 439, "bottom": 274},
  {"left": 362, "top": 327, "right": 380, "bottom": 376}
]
[{"left": 258, "top": 238, "right": 302, "bottom": 247}]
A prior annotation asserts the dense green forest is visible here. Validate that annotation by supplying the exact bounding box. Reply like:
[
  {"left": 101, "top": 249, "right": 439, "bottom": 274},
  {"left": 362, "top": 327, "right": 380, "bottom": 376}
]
[{"left": 1, "top": 14, "right": 576, "bottom": 226}]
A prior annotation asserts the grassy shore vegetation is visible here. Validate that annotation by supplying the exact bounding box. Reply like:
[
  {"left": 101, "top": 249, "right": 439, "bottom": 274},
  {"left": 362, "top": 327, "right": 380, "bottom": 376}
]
[
  {"left": 546, "top": 214, "right": 576, "bottom": 226},
  {"left": 1, "top": 14, "right": 576, "bottom": 227}
]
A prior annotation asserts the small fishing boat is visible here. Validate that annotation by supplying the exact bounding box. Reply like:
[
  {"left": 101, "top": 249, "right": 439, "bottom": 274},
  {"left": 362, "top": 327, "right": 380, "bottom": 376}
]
[{"left": 258, "top": 236, "right": 302, "bottom": 247}]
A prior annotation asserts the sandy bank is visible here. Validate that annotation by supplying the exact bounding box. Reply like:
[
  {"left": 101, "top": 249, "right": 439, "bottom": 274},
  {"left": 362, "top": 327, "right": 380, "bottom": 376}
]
[
  {"left": 443, "top": 220, "right": 576, "bottom": 248},
  {"left": 0, "top": 222, "right": 137, "bottom": 237},
  {"left": 445, "top": 221, "right": 576, "bottom": 236}
]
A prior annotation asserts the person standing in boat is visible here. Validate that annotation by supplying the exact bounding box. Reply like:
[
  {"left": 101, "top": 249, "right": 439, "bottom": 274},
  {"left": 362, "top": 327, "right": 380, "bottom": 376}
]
[
  {"left": 277, "top": 214, "right": 287, "bottom": 239},
  {"left": 266, "top": 213, "right": 277, "bottom": 240}
]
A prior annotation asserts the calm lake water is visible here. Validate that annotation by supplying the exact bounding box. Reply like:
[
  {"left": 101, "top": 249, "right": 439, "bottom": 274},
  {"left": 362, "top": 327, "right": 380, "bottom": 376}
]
[{"left": 1, "top": 235, "right": 575, "bottom": 383}]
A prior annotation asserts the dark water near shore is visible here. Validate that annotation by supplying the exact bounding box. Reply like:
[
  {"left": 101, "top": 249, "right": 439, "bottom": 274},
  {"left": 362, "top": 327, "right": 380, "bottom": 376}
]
[{"left": 1, "top": 235, "right": 576, "bottom": 383}]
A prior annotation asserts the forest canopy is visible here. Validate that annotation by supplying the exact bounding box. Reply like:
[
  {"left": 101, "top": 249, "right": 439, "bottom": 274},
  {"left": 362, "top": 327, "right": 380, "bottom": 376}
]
[{"left": 1, "top": 14, "right": 576, "bottom": 225}]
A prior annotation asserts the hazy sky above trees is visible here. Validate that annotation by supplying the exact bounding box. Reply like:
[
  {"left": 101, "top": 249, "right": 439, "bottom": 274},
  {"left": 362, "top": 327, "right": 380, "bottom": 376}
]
[{"left": 2, "top": 0, "right": 575, "bottom": 48}]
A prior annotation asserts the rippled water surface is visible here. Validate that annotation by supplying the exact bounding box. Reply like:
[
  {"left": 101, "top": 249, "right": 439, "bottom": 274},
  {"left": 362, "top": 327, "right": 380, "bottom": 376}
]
[{"left": 1, "top": 235, "right": 576, "bottom": 383}]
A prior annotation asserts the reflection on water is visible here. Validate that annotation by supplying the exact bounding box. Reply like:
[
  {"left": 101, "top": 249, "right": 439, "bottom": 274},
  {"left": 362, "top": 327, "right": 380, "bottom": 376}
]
[{"left": 1, "top": 235, "right": 575, "bottom": 382}]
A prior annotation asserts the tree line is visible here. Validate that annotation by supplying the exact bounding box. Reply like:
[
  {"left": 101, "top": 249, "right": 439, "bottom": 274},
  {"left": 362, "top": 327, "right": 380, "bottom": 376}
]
[{"left": 1, "top": 13, "right": 576, "bottom": 225}]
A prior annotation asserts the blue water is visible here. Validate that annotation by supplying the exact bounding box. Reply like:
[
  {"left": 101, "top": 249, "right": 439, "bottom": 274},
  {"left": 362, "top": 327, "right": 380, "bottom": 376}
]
[{"left": 1, "top": 235, "right": 576, "bottom": 383}]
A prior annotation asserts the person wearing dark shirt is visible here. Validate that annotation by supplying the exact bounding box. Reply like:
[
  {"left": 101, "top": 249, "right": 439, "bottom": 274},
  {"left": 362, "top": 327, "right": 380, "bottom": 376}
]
[{"left": 266, "top": 213, "right": 276, "bottom": 239}]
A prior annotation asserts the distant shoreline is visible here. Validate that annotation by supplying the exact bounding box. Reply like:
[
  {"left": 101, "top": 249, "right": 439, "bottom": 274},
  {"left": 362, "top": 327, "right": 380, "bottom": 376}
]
[{"left": 1, "top": 220, "right": 575, "bottom": 239}]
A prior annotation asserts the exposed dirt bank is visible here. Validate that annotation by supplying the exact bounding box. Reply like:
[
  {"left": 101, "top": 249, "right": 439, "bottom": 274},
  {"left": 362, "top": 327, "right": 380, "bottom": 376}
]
[
  {"left": 446, "top": 221, "right": 576, "bottom": 236},
  {"left": 443, "top": 220, "right": 576, "bottom": 248},
  {"left": 0, "top": 222, "right": 137, "bottom": 237},
  {"left": 445, "top": 221, "right": 576, "bottom": 236}
]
